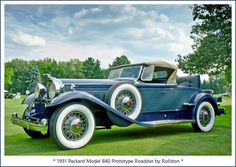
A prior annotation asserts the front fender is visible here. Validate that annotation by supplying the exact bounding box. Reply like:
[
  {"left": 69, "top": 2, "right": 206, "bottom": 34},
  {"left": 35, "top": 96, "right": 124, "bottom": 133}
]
[
  {"left": 22, "top": 93, "right": 35, "bottom": 107},
  {"left": 47, "top": 91, "right": 154, "bottom": 127}
]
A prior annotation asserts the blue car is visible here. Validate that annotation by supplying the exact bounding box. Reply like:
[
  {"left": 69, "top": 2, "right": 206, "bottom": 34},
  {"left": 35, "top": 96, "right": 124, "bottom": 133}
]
[{"left": 11, "top": 60, "right": 225, "bottom": 149}]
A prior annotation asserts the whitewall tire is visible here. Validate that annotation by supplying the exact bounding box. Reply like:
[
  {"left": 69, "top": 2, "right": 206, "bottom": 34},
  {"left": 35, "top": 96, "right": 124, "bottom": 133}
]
[
  {"left": 50, "top": 103, "right": 95, "bottom": 149},
  {"left": 192, "top": 101, "right": 215, "bottom": 132},
  {"left": 109, "top": 83, "right": 142, "bottom": 120}
]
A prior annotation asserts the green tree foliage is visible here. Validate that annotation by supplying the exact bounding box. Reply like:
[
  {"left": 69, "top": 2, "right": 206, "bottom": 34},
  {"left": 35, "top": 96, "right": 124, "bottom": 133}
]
[
  {"left": 82, "top": 57, "right": 104, "bottom": 79},
  {"left": 176, "top": 5, "right": 231, "bottom": 83},
  {"left": 4, "top": 65, "right": 14, "bottom": 91},
  {"left": 27, "top": 65, "right": 41, "bottom": 93},
  {"left": 201, "top": 76, "right": 230, "bottom": 94},
  {"left": 5, "top": 55, "right": 131, "bottom": 94},
  {"left": 109, "top": 55, "right": 131, "bottom": 68},
  {"left": 5, "top": 59, "right": 30, "bottom": 94}
]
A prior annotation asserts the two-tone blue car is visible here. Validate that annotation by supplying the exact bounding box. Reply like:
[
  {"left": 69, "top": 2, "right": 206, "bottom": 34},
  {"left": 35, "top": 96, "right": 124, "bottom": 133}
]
[{"left": 11, "top": 60, "right": 225, "bottom": 149}]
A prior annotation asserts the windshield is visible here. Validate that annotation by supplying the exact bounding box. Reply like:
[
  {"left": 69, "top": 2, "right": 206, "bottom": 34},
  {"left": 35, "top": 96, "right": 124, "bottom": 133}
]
[{"left": 108, "top": 66, "right": 142, "bottom": 79}]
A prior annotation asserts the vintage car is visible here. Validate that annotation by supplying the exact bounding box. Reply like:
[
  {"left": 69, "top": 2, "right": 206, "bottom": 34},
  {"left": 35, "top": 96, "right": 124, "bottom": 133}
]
[{"left": 11, "top": 60, "right": 225, "bottom": 149}]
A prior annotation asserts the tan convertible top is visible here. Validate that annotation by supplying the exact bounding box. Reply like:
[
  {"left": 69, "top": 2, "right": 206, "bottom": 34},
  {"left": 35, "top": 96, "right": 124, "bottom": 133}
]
[
  {"left": 144, "top": 60, "right": 178, "bottom": 70},
  {"left": 111, "top": 60, "right": 178, "bottom": 70},
  {"left": 110, "top": 60, "right": 178, "bottom": 84}
]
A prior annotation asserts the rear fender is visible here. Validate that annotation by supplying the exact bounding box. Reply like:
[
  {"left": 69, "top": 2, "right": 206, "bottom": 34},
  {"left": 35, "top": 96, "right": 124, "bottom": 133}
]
[{"left": 192, "top": 93, "right": 219, "bottom": 117}]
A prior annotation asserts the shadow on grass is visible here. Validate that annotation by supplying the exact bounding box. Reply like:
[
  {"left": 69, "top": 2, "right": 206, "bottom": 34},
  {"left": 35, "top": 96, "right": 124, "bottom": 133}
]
[
  {"left": 91, "top": 124, "right": 193, "bottom": 145},
  {"left": 5, "top": 124, "right": 194, "bottom": 155}
]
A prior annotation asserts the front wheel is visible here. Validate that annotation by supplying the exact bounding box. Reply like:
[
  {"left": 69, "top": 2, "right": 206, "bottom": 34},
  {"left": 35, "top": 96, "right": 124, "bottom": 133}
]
[
  {"left": 192, "top": 101, "right": 215, "bottom": 132},
  {"left": 50, "top": 103, "right": 95, "bottom": 149}
]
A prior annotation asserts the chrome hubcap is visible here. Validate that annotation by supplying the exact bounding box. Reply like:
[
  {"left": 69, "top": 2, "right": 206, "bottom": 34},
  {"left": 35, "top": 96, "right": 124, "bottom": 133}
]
[
  {"left": 70, "top": 119, "right": 82, "bottom": 135},
  {"left": 199, "top": 107, "right": 211, "bottom": 127},
  {"left": 62, "top": 111, "right": 88, "bottom": 141},
  {"left": 122, "top": 96, "right": 131, "bottom": 110},
  {"left": 115, "top": 90, "right": 136, "bottom": 116}
]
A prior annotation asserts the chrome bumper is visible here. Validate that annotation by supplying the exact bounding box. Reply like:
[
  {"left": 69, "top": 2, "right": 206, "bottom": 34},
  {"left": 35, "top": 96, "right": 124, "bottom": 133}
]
[{"left": 11, "top": 112, "right": 48, "bottom": 135}]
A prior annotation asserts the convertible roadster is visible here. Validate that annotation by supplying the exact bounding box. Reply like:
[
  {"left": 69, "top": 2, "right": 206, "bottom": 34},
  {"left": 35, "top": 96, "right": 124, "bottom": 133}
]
[{"left": 11, "top": 60, "right": 225, "bottom": 149}]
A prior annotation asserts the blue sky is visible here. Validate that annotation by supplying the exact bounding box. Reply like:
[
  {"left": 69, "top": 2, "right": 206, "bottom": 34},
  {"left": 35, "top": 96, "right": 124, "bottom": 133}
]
[{"left": 5, "top": 4, "right": 194, "bottom": 68}]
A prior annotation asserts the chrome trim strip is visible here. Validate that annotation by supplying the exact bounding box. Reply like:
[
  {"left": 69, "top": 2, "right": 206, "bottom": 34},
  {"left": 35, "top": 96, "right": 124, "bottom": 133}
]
[{"left": 141, "top": 119, "right": 195, "bottom": 126}]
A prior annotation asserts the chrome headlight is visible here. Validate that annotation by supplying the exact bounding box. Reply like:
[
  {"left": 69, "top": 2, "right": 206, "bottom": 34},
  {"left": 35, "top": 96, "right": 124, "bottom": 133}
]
[
  {"left": 48, "top": 80, "right": 63, "bottom": 99},
  {"left": 34, "top": 83, "right": 47, "bottom": 98}
]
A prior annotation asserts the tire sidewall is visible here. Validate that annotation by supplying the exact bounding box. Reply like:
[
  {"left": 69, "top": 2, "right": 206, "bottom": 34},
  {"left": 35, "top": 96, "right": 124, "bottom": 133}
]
[
  {"left": 53, "top": 103, "right": 95, "bottom": 149},
  {"left": 196, "top": 101, "right": 215, "bottom": 132},
  {"left": 109, "top": 83, "right": 142, "bottom": 120}
]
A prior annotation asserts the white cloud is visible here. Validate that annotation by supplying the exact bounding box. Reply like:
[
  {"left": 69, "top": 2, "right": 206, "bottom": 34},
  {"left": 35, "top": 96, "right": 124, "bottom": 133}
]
[
  {"left": 120, "top": 5, "right": 137, "bottom": 15},
  {"left": 123, "top": 28, "right": 145, "bottom": 40},
  {"left": 74, "top": 5, "right": 168, "bottom": 26},
  {"left": 74, "top": 7, "right": 102, "bottom": 19},
  {"left": 90, "top": 7, "right": 102, "bottom": 14},
  {"left": 74, "top": 9, "right": 88, "bottom": 18},
  {"left": 10, "top": 31, "right": 45, "bottom": 46},
  {"left": 52, "top": 16, "right": 70, "bottom": 28},
  {"left": 5, "top": 5, "right": 194, "bottom": 66},
  {"left": 68, "top": 27, "right": 73, "bottom": 34},
  {"left": 27, "top": 40, "right": 125, "bottom": 68},
  {"left": 159, "top": 13, "right": 169, "bottom": 22}
]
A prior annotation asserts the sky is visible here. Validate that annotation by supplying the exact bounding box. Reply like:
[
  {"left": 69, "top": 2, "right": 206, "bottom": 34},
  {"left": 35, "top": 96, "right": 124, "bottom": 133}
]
[{"left": 5, "top": 4, "right": 194, "bottom": 68}]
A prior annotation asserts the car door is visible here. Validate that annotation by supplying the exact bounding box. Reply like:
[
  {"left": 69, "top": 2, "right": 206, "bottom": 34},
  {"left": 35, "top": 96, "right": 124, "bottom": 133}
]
[{"left": 138, "top": 84, "right": 198, "bottom": 113}]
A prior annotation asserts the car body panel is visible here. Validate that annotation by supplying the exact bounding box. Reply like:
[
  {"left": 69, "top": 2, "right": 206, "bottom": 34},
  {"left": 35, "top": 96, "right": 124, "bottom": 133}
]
[{"left": 137, "top": 84, "right": 200, "bottom": 113}]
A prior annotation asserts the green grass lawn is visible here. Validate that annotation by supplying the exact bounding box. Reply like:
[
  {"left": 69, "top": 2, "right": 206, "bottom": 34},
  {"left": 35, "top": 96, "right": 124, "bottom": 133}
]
[{"left": 4, "top": 96, "right": 232, "bottom": 155}]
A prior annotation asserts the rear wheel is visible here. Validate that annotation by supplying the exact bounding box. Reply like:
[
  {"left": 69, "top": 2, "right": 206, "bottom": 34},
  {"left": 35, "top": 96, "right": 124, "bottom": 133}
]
[
  {"left": 50, "top": 103, "right": 95, "bottom": 149},
  {"left": 192, "top": 101, "right": 215, "bottom": 132},
  {"left": 22, "top": 108, "right": 50, "bottom": 138}
]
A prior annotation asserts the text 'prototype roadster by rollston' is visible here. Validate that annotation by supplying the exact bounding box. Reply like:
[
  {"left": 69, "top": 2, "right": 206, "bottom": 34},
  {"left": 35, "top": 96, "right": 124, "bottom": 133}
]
[{"left": 11, "top": 60, "right": 225, "bottom": 149}]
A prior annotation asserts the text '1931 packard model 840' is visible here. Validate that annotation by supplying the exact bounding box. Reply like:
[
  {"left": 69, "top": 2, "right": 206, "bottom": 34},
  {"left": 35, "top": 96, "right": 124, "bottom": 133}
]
[{"left": 11, "top": 60, "right": 225, "bottom": 149}]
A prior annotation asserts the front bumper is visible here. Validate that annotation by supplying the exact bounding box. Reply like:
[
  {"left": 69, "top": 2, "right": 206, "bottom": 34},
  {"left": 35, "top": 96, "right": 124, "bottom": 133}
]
[{"left": 11, "top": 112, "right": 48, "bottom": 135}]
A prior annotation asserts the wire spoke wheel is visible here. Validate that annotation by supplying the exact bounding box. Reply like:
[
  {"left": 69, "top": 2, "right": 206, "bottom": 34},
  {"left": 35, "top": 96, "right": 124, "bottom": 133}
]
[
  {"left": 199, "top": 107, "right": 211, "bottom": 127},
  {"left": 192, "top": 101, "right": 215, "bottom": 132},
  {"left": 115, "top": 90, "right": 136, "bottom": 116},
  {"left": 50, "top": 103, "right": 95, "bottom": 149},
  {"left": 62, "top": 111, "right": 88, "bottom": 141}
]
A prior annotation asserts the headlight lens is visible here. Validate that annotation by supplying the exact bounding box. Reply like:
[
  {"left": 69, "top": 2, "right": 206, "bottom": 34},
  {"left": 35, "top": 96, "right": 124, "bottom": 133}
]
[
  {"left": 48, "top": 80, "right": 63, "bottom": 99},
  {"left": 34, "top": 84, "right": 40, "bottom": 98},
  {"left": 48, "top": 82, "right": 56, "bottom": 99},
  {"left": 34, "top": 83, "right": 47, "bottom": 98}
]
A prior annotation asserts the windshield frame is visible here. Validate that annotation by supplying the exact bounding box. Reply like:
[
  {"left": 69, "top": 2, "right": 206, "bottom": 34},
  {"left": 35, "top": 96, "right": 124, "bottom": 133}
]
[{"left": 108, "top": 65, "right": 143, "bottom": 80}]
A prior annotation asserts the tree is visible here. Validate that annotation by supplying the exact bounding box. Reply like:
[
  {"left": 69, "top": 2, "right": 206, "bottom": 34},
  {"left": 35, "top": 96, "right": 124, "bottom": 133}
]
[
  {"left": 109, "top": 55, "right": 131, "bottom": 68},
  {"left": 6, "top": 59, "right": 30, "bottom": 94},
  {"left": 4, "top": 65, "right": 14, "bottom": 91},
  {"left": 82, "top": 57, "right": 104, "bottom": 79},
  {"left": 176, "top": 5, "right": 231, "bottom": 83},
  {"left": 27, "top": 65, "right": 41, "bottom": 93},
  {"left": 201, "top": 76, "right": 229, "bottom": 94}
]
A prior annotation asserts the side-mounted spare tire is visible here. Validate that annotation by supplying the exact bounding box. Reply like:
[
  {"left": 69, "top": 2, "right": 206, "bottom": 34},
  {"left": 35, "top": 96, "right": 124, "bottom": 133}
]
[{"left": 105, "top": 83, "right": 142, "bottom": 127}]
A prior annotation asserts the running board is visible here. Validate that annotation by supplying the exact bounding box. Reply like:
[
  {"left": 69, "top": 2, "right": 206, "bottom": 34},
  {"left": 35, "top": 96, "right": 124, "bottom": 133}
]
[{"left": 140, "top": 119, "right": 195, "bottom": 126}]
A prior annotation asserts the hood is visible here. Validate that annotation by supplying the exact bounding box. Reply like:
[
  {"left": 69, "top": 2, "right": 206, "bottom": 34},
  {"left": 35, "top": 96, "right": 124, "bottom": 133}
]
[
  {"left": 60, "top": 79, "right": 117, "bottom": 86},
  {"left": 57, "top": 78, "right": 137, "bottom": 92},
  {"left": 59, "top": 79, "right": 118, "bottom": 92}
]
